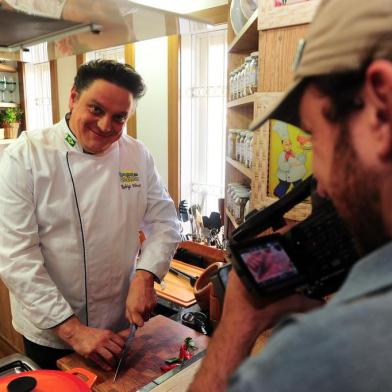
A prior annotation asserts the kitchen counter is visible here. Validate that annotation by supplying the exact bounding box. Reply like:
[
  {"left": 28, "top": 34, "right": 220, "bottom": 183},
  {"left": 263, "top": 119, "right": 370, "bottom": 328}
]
[{"left": 57, "top": 315, "right": 209, "bottom": 392}]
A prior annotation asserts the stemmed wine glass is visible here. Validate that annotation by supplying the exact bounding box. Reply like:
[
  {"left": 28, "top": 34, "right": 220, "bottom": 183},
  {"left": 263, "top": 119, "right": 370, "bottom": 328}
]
[
  {"left": 0, "top": 76, "right": 6, "bottom": 102},
  {"left": 5, "top": 76, "right": 16, "bottom": 103}
]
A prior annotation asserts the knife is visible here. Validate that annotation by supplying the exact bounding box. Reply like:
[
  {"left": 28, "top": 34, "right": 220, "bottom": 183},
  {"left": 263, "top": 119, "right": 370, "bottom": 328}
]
[
  {"left": 113, "top": 323, "right": 137, "bottom": 382},
  {"left": 169, "top": 267, "right": 199, "bottom": 287}
]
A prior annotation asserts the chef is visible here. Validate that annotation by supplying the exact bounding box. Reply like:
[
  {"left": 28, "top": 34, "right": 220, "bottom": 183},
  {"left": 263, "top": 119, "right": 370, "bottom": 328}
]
[{"left": 0, "top": 60, "right": 181, "bottom": 370}]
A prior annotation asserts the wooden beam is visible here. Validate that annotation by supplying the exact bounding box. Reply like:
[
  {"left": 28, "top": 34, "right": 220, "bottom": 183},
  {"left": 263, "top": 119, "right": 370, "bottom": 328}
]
[
  {"left": 17, "top": 62, "right": 27, "bottom": 132},
  {"left": 49, "top": 60, "right": 60, "bottom": 123},
  {"left": 76, "top": 53, "right": 85, "bottom": 69},
  {"left": 125, "top": 43, "right": 137, "bottom": 139},
  {"left": 189, "top": 4, "right": 229, "bottom": 25},
  {"left": 167, "top": 35, "right": 180, "bottom": 208}
]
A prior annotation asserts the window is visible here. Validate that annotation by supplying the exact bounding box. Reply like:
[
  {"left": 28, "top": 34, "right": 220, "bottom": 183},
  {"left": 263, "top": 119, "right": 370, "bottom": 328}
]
[
  {"left": 180, "top": 26, "right": 227, "bottom": 216},
  {"left": 85, "top": 45, "right": 125, "bottom": 63},
  {"left": 23, "top": 43, "right": 52, "bottom": 130}
]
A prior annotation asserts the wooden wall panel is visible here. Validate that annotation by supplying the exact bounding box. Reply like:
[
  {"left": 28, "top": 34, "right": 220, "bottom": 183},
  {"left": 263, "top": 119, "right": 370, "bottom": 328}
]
[
  {"left": 125, "top": 43, "right": 137, "bottom": 139},
  {"left": 50, "top": 60, "right": 60, "bottom": 124},
  {"left": 167, "top": 35, "right": 180, "bottom": 208},
  {"left": 259, "top": 24, "right": 308, "bottom": 92},
  {"left": 0, "top": 281, "right": 23, "bottom": 354}
]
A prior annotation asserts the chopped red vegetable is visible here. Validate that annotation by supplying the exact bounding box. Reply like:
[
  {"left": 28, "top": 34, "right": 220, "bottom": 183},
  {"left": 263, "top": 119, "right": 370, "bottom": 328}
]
[
  {"left": 160, "top": 337, "right": 198, "bottom": 373},
  {"left": 160, "top": 363, "right": 181, "bottom": 372}
]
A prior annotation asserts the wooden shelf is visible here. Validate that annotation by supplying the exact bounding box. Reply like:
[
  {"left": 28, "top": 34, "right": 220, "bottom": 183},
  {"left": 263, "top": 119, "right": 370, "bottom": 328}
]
[
  {"left": 0, "top": 63, "right": 17, "bottom": 73},
  {"left": 0, "top": 102, "right": 19, "bottom": 108},
  {"left": 227, "top": 94, "right": 255, "bottom": 108},
  {"left": 225, "top": 208, "right": 239, "bottom": 229},
  {"left": 228, "top": 10, "right": 258, "bottom": 54},
  {"left": 226, "top": 156, "right": 252, "bottom": 179},
  {"left": 0, "top": 139, "right": 16, "bottom": 145}
]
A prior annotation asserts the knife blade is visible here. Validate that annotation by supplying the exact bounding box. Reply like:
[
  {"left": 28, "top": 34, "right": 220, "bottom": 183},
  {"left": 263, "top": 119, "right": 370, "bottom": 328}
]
[
  {"left": 169, "top": 267, "right": 199, "bottom": 287},
  {"left": 113, "top": 323, "right": 137, "bottom": 382}
]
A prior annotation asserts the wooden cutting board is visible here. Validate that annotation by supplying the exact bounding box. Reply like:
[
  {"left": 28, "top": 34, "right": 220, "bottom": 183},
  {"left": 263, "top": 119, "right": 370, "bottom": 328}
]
[
  {"left": 57, "top": 315, "right": 209, "bottom": 392},
  {"left": 154, "top": 260, "right": 204, "bottom": 308}
]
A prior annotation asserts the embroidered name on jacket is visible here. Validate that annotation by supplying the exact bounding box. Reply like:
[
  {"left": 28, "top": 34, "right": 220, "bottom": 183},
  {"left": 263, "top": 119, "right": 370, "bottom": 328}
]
[{"left": 119, "top": 170, "right": 141, "bottom": 189}]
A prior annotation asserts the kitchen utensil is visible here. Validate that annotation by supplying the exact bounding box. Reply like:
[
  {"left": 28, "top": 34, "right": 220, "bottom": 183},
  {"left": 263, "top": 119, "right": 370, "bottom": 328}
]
[
  {"left": 169, "top": 267, "right": 199, "bottom": 287},
  {"left": 113, "top": 323, "right": 137, "bottom": 382},
  {"left": 0, "top": 354, "right": 39, "bottom": 377},
  {"left": 0, "top": 367, "right": 97, "bottom": 392},
  {"left": 179, "top": 200, "right": 189, "bottom": 222}
]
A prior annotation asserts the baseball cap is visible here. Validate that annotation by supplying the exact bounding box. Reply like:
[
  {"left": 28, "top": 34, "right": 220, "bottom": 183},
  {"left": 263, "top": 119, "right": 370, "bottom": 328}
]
[{"left": 250, "top": 0, "right": 392, "bottom": 130}]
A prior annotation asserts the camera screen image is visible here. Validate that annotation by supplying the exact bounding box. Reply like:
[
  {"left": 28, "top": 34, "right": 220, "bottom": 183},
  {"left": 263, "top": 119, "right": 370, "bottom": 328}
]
[{"left": 240, "top": 240, "right": 299, "bottom": 286}]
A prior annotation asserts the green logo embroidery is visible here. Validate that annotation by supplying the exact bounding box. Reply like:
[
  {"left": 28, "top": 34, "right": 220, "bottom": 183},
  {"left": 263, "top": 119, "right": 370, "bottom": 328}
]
[
  {"left": 65, "top": 133, "right": 76, "bottom": 147},
  {"left": 119, "top": 170, "right": 141, "bottom": 189}
]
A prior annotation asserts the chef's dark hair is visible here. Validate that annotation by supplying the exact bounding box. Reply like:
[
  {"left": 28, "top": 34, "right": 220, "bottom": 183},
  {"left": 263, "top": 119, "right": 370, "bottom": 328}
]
[{"left": 73, "top": 59, "right": 146, "bottom": 99}]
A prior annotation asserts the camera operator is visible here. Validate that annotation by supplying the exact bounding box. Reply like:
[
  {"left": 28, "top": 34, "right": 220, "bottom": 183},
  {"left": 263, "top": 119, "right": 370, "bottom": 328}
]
[{"left": 189, "top": 0, "right": 392, "bottom": 391}]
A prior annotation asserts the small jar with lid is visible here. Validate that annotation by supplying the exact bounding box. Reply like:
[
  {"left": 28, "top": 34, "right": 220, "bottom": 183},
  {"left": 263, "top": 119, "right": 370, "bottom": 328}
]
[
  {"left": 227, "top": 129, "right": 236, "bottom": 160},
  {"left": 229, "top": 71, "right": 235, "bottom": 101},
  {"left": 235, "top": 130, "right": 242, "bottom": 161},
  {"left": 243, "top": 56, "right": 252, "bottom": 96},
  {"left": 249, "top": 52, "right": 259, "bottom": 94}
]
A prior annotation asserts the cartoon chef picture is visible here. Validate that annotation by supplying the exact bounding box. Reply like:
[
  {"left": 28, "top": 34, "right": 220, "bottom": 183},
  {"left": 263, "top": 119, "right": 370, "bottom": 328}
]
[{"left": 272, "top": 121, "right": 312, "bottom": 198}]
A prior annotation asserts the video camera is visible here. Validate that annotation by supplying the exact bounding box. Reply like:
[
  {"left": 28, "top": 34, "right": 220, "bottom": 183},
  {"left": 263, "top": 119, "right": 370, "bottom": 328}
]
[{"left": 226, "top": 176, "right": 359, "bottom": 299}]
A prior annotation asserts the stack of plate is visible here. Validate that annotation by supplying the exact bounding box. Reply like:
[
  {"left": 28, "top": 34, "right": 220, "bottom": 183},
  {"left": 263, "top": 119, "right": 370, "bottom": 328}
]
[{"left": 230, "top": 0, "right": 258, "bottom": 35}]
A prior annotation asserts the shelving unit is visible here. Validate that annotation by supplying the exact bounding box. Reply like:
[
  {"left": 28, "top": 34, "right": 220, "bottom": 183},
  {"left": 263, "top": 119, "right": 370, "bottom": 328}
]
[
  {"left": 226, "top": 156, "right": 252, "bottom": 179},
  {"left": 225, "top": 208, "right": 239, "bottom": 229},
  {"left": 224, "top": 3, "right": 314, "bottom": 237},
  {"left": 224, "top": 8, "right": 259, "bottom": 237},
  {"left": 0, "top": 102, "right": 19, "bottom": 108},
  {"left": 227, "top": 93, "right": 255, "bottom": 108}
]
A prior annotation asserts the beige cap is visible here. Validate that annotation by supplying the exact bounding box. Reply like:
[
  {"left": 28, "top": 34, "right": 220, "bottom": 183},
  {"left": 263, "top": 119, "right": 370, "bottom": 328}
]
[{"left": 250, "top": 0, "right": 392, "bottom": 130}]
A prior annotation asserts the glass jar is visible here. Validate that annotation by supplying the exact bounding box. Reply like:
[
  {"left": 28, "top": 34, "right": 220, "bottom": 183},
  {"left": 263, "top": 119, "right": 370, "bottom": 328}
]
[
  {"left": 250, "top": 52, "right": 259, "bottom": 94},
  {"left": 235, "top": 129, "right": 242, "bottom": 161},
  {"left": 229, "top": 71, "right": 234, "bottom": 101},
  {"left": 243, "top": 56, "right": 252, "bottom": 97},
  {"left": 227, "top": 129, "right": 236, "bottom": 159},
  {"left": 238, "top": 64, "right": 246, "bottom": 98},
  {"left": 249, "top": 132, "right": 255, "bottom": 168},
  {"left": 240, "top": 131, "right": 247, "bottom": 164},
  {"left": 244, "top": 131, "right": 251, "bottom": 168}
]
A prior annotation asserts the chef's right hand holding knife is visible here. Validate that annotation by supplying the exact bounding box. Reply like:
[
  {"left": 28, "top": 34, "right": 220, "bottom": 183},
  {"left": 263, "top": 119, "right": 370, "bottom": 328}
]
[{"left": 125, "top": 270, "right": 157, "bottom": 327}]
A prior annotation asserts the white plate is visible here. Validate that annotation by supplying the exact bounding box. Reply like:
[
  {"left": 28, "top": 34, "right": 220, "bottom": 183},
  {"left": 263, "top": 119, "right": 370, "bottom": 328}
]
[
  {"left": 240, "top": 0, "right": 258, "bottom": 19},
  {"left": 230, "top": 0, "right": 248, "bottom": 35}
]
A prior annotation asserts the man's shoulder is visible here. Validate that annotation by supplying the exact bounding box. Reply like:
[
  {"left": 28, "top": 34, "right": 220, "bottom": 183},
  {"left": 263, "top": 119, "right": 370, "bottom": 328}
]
[
  {"left": 119, "top": 133, "right": 151, "bottom": 158},
  {"left": 5, "top": 122, "right": 63, "bottom": 157},
  {"left": 229, "top": 291, "right": 392, "bottom": 391}
]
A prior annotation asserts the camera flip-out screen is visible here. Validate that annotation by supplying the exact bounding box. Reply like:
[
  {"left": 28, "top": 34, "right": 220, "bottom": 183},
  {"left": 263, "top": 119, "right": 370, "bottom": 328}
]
[{"left": 240, "top": 239, "right": 298, "bottom": 287}]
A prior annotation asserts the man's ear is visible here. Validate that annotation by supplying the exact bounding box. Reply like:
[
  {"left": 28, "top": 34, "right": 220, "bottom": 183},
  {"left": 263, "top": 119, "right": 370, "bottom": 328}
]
[
  {"left": 366, "top": 60, "right": 392, "bottom": 161},
  {"left": 69, "top": 86, "right": 78, "bottom": 112}
]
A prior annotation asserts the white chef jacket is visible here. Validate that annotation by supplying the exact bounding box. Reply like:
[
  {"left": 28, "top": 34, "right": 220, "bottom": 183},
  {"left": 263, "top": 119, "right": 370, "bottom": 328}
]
[{"left": 0, "top": 118, "right": 181, "bottom": 349}]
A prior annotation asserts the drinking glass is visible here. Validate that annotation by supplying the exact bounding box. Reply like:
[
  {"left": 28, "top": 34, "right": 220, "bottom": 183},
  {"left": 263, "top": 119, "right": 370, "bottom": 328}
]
[
  {"left": 0, "top": 76, "right": 6, "bottom": 102},
  {"left": 5, "top": 76, "right": 16, "bottom": 103}
]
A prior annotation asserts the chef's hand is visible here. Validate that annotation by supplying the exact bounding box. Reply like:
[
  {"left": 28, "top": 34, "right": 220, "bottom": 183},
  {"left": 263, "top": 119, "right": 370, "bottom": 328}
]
[
  {"left": 53, "top": 316, "right": 125, "bottom": 371},
  {"left": 125, "top": 270, "right": 157, "bottom": 327}
]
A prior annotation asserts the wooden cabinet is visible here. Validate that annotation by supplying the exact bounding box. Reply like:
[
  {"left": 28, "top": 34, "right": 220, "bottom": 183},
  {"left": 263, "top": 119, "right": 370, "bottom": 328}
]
[
  {"left": 225, "top": 3, "right": 313, "bottom": 236},
  {"left": 0, "top": 281, "right": 23, "bottom": 355}
]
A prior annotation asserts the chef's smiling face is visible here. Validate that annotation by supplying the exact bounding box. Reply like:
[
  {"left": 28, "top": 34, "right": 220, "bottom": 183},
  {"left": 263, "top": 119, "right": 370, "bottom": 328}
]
[{"left": 69, "top": 79, "right": 134, "bottom": 154}]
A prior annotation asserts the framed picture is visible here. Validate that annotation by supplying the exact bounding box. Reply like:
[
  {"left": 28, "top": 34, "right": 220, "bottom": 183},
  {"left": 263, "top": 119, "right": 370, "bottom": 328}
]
[
  {"left": 258, "top": 0, "right": 321, "bottom": 30},
  {"left": 252, "top": 93, "right": 311, "bottom": 221}
]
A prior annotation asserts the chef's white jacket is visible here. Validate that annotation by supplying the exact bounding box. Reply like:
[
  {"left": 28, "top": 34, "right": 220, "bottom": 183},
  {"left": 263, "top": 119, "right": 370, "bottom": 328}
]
[{"left": 0, "top": 119, "right": 181, "bottom": 349}]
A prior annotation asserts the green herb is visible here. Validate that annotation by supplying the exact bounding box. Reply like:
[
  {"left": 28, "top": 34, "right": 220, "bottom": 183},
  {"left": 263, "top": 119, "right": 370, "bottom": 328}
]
[{"left": 3, "top": 107, "right": 23, "bottom": 124}]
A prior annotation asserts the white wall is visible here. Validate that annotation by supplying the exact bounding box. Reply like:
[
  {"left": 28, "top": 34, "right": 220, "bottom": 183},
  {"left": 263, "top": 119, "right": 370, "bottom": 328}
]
[
  {"left": 135, "top": 37, "right": 168, "bottom": 186},
  {"left": 57, "top": 55, "right": 77, "bottom": 118}
]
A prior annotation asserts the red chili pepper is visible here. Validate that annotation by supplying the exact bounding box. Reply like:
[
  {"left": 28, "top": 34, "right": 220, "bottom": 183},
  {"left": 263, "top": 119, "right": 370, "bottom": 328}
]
[
  {"left": 160, "top": 363, "right": 181, "bottom": 372},
  {"left": 161, "top": 337, "right": 198, "bottom": 371}
]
